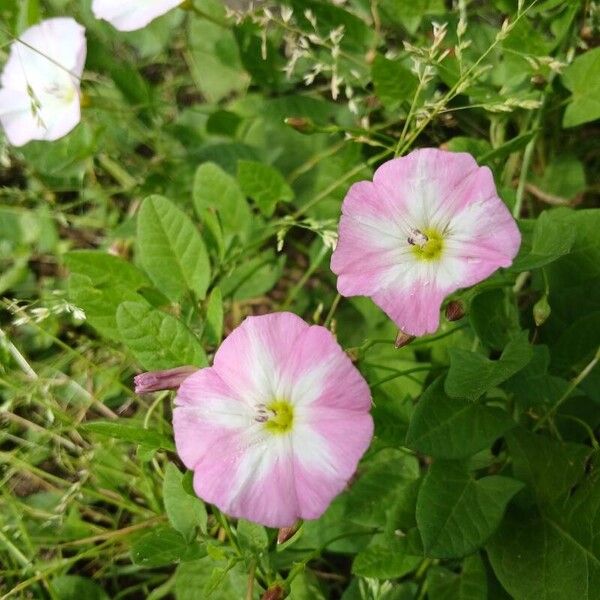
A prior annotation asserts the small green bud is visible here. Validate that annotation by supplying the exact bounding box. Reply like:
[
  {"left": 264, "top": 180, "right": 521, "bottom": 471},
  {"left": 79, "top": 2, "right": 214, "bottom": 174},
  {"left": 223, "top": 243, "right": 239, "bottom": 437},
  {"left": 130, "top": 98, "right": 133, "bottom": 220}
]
[{"left": 533, "top": 294, "right": 551, "bottom": 326}]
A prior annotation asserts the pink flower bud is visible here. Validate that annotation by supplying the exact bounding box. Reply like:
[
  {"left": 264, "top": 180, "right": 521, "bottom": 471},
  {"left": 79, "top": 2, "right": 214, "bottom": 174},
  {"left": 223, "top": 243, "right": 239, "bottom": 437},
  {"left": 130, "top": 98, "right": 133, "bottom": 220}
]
[{"left": 134, "top": 366, "right": 197, "bottom": 394}]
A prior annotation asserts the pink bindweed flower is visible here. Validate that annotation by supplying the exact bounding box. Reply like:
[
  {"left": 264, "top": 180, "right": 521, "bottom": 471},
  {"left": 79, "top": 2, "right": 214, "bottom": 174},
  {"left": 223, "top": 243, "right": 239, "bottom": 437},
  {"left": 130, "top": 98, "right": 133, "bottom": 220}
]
[
  {"left": 0, "top": 18, "right": 86, "bottom": 146},
  {"left": 172, "top": 312, "right": 373, "bottom": 527},
  {"left": 331, "top": 148, "right": 521, "bottom": 336},
  {"left": 92, "top": 0, "right": 184, "bottom": 32}
]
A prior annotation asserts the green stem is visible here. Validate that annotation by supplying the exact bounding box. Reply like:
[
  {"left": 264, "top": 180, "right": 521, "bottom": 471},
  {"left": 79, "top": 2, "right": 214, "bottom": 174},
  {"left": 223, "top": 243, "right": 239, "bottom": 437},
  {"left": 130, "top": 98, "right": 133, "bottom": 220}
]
[
  {"left": 293, "top": 148, "right": 393, "bottom": 219},
  {"left": 246, "top": 560, "right": 256, "bottom": 600},
  {"left": 534, "top": 346, "right": 600, "bottom": 431},
  {"left": 185, "top": 2, "right": 229, "bottom": 27},
  {"left": 371, "top": 366, "right": 434, "bottom": 389},
  {"left": 280, "top": 244, "right": 329, "bottom": 310},
  {"left": 323, "top": 293, "right": 341, "bottom": 328}
]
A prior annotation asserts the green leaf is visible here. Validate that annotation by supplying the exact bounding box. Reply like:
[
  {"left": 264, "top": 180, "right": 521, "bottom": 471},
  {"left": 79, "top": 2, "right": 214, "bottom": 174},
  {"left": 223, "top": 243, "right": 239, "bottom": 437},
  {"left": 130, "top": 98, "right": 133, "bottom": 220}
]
[
  {"left": 186, "top": 3, "right": 248, "bottom": 102},
  {"left": 20, "top": 123, "right": 95, "bottom": 180},
  {"left": 416, "top": 461, "right": 523, "bottom": 558},
  {"left": 405, "top": 378, "right": 515, "bottom": 459},
  {"left": 65, "top": 251, "right": 151, "bottom": 289},
  {"left": 550, "top": 311, "right": 600, "bottom": 373},
  {"left": 204, "top": 287, "right": 223, "bottom": 346},
  {"left": 536, "top": 154, "right": 586, "bottom": 201},
  {"left": 136, "top": 195, "right": 210, "bottom": 302},
  {"left": 478, "top": 131, "right": 538, "bottom": 165},
  {"left": 206, "top": 110, "right": 242, "bottom": 137},
  {"left": 352, "top": 535, "right": 420, "bottom": 579},
  {"left": 289, "top": 572, "right": 327, "bottom": 600},
  {"left": 237, "top": 160, "right": 294, "bottom": 217},
  {"left": 487, "top": 469, "right": 600, "bottom": 600},
  {"left": 67, "top": 274, "right": 143, "bottom": 339},
  {"left": 506, "top": 428, "right": 591, "bottom": 507},
  {"left": 234, "top": 20, "right": 287, "bottom": 91},
  {"left": 445, "top": 333, "right": 533, "bottom": 400},
  {"left": 50, "top": 576, "right": 109, "bottom": 600},
  {"left": 543, "top": 209, "right": 600, "bottom": 331},
  {"left": 219, "top": 249, "right": 284, "bottom": 300},
  {"left": 163, "top": 463, "right": 208, "bottom": 541},
  {"left": 193, "top": 162, "right": 252, "bottom": 242},
  {"left": 562, "top": 47, "right": 600, "bottom": 127},
  {"left": 344, "top": 448, "right": 421, "bottom": 529},
  {"left": 371, "top": 55, "right": 419, "bottom": 110},
  {"left": 132, "top": 525, "right": 206, "bottom": 567},
  {"left": 116, "top": 301, "right": 206, "bottom": 370},
  {"left": 175, "top": 556, "right": 248, "bottom": 600},
  {"left": 65, "top": 251, "right": 151, "bottom": 339},
  {"left": 236, "top": 519, "right": 269, "bottom": 554},
  {"left": 427, "top": 554, "right": 487, "bottom": 600},
  {"left": 290, "top": 0, "right": 375, "bottom": 52},
  {"left": 503, "top": 345, "right": 570, "bottom": 410},
  {"left": 378, "top": 0, "right": 445, "bottom": 33},
  {"left": 16, "top": 0, "right": 40, "bottom": 33},
  {"left": 469, "top": 288, "right": 520, "bottom": 350},
  {"left": 446, "top": 137, "right": 492, "bottom": 161},
  {"left": 512, "top": 210, "right": 575, "bottom": 271},
  {"left": 83, "top": 420, "right": 175, "bottom": 452}
]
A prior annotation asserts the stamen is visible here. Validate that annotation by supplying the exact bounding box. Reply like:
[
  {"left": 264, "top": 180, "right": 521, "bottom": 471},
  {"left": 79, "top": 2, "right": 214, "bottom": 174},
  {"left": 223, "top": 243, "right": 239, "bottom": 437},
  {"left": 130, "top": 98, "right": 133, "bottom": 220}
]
[
  {"left": 407, "top": 228, "right": 429, "bottom": 247},
  {"left": 410, "top": 227, "right": 444, "bottom": 261}
]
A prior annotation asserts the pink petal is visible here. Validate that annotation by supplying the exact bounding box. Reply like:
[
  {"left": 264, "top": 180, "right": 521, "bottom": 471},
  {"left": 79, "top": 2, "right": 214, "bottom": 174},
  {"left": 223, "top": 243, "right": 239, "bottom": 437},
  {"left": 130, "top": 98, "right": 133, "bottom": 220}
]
[
  {"left": 372, "top": 281, "right": 448, "bottom": 336},
  {"left": 331, "top": 181, "right": 412, "bottom": 297},
  {"left": 212, "top": 312, "right": 309, "bottom": 404},
  {"left": 331, "top": 148, "right": 521, "bottom": 336},
  {"left": 284, "top": 323, "right": 372, "bottom": 412},
  {"left": 172, "top": 313, "right": 374, "bottom": 527},
  {"left": 293, "top": 410, "right": 373, "bottom": 518},
  {"left": 373, "top": 148, "right": 481, "bottom": 227}
]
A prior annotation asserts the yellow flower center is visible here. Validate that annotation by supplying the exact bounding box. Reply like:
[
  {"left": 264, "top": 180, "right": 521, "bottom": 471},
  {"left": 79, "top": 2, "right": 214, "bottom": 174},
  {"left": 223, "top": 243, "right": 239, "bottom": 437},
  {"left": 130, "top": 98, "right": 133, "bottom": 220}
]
[
  {"left": 410, "top": 228, "right": 444, "bottom": 261},
  {"left": 264, "top": 400, "right": 294, "bottom": 434}
]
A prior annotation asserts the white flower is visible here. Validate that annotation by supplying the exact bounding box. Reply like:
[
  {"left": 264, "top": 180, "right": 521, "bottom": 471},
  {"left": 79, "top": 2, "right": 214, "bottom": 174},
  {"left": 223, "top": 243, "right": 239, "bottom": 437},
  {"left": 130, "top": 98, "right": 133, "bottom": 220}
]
[
  {"left": 92, "top": 0, "right": 184, "bottom": 32},
  {"left": 0, "top": 18, "right": 86, "bottom": 147}
]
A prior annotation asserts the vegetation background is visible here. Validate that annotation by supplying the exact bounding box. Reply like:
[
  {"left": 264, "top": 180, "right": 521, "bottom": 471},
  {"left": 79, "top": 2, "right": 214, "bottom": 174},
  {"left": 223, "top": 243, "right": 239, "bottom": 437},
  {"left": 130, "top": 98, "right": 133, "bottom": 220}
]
[{"left": 0, "top": 0, "right": 598, "bottom": 598}]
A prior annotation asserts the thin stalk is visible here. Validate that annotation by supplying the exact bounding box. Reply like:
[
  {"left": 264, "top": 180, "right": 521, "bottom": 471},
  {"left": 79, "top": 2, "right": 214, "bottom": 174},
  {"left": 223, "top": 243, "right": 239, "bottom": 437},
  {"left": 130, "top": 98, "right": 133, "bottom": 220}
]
[
  {"left": 534, "top": 347, "right": 600, "bottom": 431},
  {"left": 281, "top": 244, "right": 329, "bottom": 310},
  {"left": 323, "top": 294, "right": 341, "bottom": 328}
]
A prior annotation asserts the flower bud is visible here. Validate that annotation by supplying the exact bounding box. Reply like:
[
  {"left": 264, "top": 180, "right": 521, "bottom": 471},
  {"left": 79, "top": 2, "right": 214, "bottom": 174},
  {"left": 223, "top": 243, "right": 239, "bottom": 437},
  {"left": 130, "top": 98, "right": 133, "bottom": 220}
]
[
  {"left": 284, "top": 116, "right": 316, "bottom": 134},
  {"left": 445, "top": 300, "right": 465, "bottom": 322},
  {"left": 533, "top": 295, "right": 551, "bottom": 326},
  {"left": 395, "top": 330, "right": 415, "bottom": 349},
  {"left": 277, "top": 522, "right": 300, "bottom": 544},
  {"left": 261, "top": 585, "right": 285, "bottom": 600},
  {"left": 134, "top": 366, "right": 197, "bottom": 394}
]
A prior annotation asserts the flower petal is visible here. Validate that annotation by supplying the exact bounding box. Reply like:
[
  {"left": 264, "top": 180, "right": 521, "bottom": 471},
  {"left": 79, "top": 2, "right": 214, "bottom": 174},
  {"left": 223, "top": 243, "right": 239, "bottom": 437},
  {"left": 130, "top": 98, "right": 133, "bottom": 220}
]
[
  {"left": 372, "top": 279, "right": 448, "bottom": 336},
  {"left": 172, "top": 313, "right": 374, "bottom": 527},
  {"left": 212, "top": 312, "right": 309, "bottom": 404},
  {"left": 0, "top": 18, "right": 86, "bottom": 146},
  {"left": 283, "top": 323, "right": 372, "bottom": 412},
  {"left": 332, "top": 148, "right": 521, "bottom": 336},
  {"left": 92, "top": 0, "right": 183, "bottom": 31},
  {"left": 291, "top": 409, "right": 373, "bottom": 519}
]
